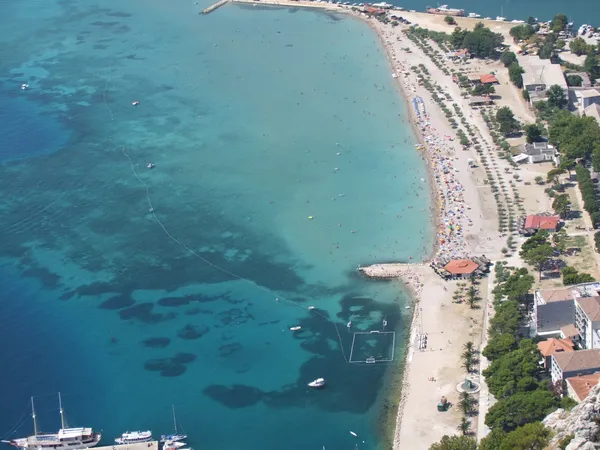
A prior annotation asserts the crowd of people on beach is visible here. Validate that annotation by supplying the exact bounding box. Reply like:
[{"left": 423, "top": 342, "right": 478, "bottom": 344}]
[{"left": 377, "top": 25, "right": 474, "bottom": 263}]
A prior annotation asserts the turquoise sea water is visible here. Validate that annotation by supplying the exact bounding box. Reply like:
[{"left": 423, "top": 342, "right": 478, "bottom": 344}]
[{"left": 0, "top": 1, "right": 433, "bottom": 449}]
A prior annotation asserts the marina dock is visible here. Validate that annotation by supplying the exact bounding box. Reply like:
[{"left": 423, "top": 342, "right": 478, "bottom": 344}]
[
  {"left": 94, "top": 442, "right": 158, "bottom": 450},
  {"left": 201, "top": 0, "right": 228, "bottom": 14}
]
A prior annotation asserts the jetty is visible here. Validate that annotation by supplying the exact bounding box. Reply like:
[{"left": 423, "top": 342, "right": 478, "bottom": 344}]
[
  {"left": 94, "top": 442, "right": 158, "bottom": 450},
  {"left": 359, "top": 263, "right": 415, "bottom": 278},
  {"left": 201, "top": 0, "right": 228, "bottom": 14}
]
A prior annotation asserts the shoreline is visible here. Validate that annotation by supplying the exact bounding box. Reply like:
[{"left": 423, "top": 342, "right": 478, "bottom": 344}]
[{"left": 229, "top": 2, "right": 502, "bottom": 448}]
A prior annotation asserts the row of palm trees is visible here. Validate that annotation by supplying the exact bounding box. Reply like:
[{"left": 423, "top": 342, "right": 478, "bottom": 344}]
[{"left": 457, "top": 341, "right": 478, "bottom": 436}]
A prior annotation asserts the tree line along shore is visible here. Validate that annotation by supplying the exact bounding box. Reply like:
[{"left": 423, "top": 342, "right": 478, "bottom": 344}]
[
  {"left": 227, "top": 1, "right": 600, "bottom": 448},
  {"left": 343, "top": 5, "right": 600, "bottom": 450}
]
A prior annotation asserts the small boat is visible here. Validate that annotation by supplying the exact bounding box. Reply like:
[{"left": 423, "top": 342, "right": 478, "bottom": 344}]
[
  {"left": 132, "top": 100, "right": 140, "bottom": 106},
  {"left": 160, "top": 405, "right": 187, "bottom": 444},
  {"left": 308, "top": 306, "right": 315, "bottom": 310},
  {"left": 115, "top": 431, "right": 152, "bottom": 445},
  {"left": 163, "top": 442, "right": 186, "bottom": 448},
  {"left": 290, "top": 326, "right": 302, "bottom": 331},
  {"left": 147, "top": 163, "right": 155, "bottom": 169},
  {"left": 349, "top": 431, "right": 358, "bottom": 437},
  {"left": 308, "top": 378, "right": 326, "bottom": 388},
  {"left": 468, "top": 12, "right": 480, "bottom": 18},
  {"left": 163, "top": 444, "right": 190, "bottom": 450},
  {"left": 347, "top": 321, "right": 352, "bottom": 328},
  {"left": 21, "top": 84, "right": 29, "bottom": 90}
]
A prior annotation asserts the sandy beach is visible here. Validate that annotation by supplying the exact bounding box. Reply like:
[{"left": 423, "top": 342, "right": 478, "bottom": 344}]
[{"left": 237, "top": 1, "right": 512, "bottom": 447}]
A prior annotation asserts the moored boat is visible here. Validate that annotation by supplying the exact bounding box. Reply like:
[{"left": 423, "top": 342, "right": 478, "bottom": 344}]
[
  {"left": 2, "top": 394, "right": 101, "bottom": 450},
  {"left": 115, "top": 431, "right": 152, "bottom": 445},
  {"left": 160, "top": 406, "right": 187, "bottom": 444},
  {"left": 308, "top": 378, "right": 326, "bottom": 388},
  {"left": 427, "top": 4, "right": 464, "bottom": 16}
]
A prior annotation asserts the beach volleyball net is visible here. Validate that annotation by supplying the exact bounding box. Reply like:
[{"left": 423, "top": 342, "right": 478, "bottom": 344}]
[{"left": 348, "top": 330, "right": 396, "bottom": 364}]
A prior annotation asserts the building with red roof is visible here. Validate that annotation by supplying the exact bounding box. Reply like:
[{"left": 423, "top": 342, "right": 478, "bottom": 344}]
[
  {"left": 479, "top": 74, "right": 499, "bottom": 84},
  {"left": 537, "top": 338, "right": 574, "bottom": 369},
  {"left": 524, "top": 215, "right": 560, "bottom": 232},
  {"left": 566, "top": 372, "right": 600, "bottom": 402},
  {"left": 443, "top": 259, "right": 480, "bottom": 278}
]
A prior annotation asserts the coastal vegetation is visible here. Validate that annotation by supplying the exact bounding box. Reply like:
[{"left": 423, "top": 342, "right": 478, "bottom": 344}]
[
  {"left": 548, "top": 112, "right": 600, "bottom": 163},
  {"left": 524, "top": 123, "right": 543, "bottom": 143},
  {"left": 569, "top": 37, "right": 596, "bottom": 56},
  {"left": 508, "top": 63, "right": 524, "bottom": 88},
  {"left": 573, "top": 164, "right": 600, "bottom": 226},
  {"left": 429, "top": 435, "right": 477, "bottom": 450},
  {"left": 561, "top": 266, "right": 595, "bottom": 285},
  {"left": 499, "top": 51, "right": 516, "bottom": 67},
  {"left": 546, "top": 85, "right": 567, "bottom": 109},
  {"left": 495, "top": 107, "right": 519, "bottom": 136},
  {"left": 450, "top": 23, "right": 503, "bottom": 59},
  {"left": 430, "top": 262, "right": 568, "bottom": 449},
  {"left": 509, "top": 24, "right": 535, "bottom": 42},
  {"left": 566, "top": 74, "right": 583, "bottom": 87}
]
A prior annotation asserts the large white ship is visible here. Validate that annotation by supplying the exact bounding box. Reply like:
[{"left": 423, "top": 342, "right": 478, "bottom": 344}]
[{"left": 2, "top": 395, "right": 101, "bottom": 450}]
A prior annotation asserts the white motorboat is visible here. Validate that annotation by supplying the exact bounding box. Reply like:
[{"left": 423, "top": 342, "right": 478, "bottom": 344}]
[
  {"left": 132, "top": 100, "right": 140, "bottom": 106},
  {"left": 21, "top": 84, "right": 29, "bottom": 90},
  {"left": 495, "top": 16, "right": 506, "bottom": 22},
  {"left": 147, "top": 163, "right": 155, "bottom": 169},
  {"left": 308, "top": 378, "right": 326, "bottom": 388},
  {"left": 289, "top": 326, "right": 302, "bottom": 331},
  {"left": 468, "top": 12, "right": 480, "bottom": 18},
  {"left": 2, "top": 394, "right": 101, "bottom": 450},
  {"left": 115, "top": 431, "right": 152, "bottom": 445}
]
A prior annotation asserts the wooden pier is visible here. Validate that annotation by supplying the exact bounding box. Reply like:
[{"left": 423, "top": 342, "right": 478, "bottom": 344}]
[
  {"left": 201, "top": 0, "right": 228, "bottom": 14},
  {"left": 94, "top": 442, "right": 158, "bottom": 450}
]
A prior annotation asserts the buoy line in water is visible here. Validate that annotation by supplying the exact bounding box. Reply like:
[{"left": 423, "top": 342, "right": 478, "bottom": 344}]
[
  {"left": 97, "top": 53, "right": 396, "bottom": 367},
  {"left": 121, "top": 146, "right": 355, "bottom": 363}
]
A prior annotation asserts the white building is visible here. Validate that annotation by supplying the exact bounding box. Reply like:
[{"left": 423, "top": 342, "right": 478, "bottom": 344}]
[
  {"left": 584, "top": 103, "right": 600, "bottom": 126},
  {"left": 575, "top": 89, "right": 600, "bottom": 115},
  {"left": 517, "top": 55, "right": 568, "bottom": 103},
  {"left": 575, "top": 296, "right": 600, "bottom": 349}
]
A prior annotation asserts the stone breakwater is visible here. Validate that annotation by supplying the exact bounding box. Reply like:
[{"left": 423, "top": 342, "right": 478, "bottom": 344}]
[{"left": 359, "top": 264, "right": 425, "bottom": 299}]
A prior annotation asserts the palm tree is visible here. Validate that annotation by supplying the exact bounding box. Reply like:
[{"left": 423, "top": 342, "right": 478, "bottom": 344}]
[
  {"left": 461, "top": 341, "right": 475, "bottom": 373},
  {"left": 463, "top": 341, "right": 475, "bottom": 353},
  {"left": 466, "top": 286, "right": 479, "bottom": 309},
  {"left": 458, "top": 416, "right": 471, "bottom": 435},
  {"left": 458, "top": 391, "right": 476, "bottom": 415},
  {"left": 461, "top": 353, "right": 473, "bottom": 373}
]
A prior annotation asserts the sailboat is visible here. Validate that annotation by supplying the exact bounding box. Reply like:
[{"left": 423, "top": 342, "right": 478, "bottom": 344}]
[
  {"left": 2, "top": 394, "right": 101, "bottom": 450},
  {"left": 160, "top": 406, "right": 187, "bottom": 443}
]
